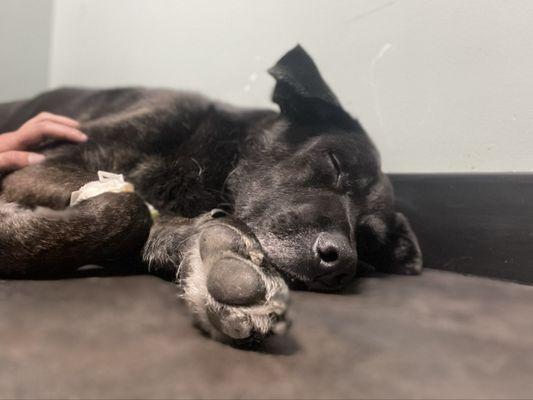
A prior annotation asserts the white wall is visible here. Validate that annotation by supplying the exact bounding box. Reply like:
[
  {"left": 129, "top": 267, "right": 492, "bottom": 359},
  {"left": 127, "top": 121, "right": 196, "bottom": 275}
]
[
  {"left": 0, "top": 0, "right": 53, "bottom": 102},
  {"left": 4, "top": 0, "right": 533, "bottom": 172}
]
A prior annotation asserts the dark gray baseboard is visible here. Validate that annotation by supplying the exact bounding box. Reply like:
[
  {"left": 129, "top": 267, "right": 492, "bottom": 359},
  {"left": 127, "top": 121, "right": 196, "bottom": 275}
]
[{"left": 390, "top": 173, "right": 533, "bottom": 285}]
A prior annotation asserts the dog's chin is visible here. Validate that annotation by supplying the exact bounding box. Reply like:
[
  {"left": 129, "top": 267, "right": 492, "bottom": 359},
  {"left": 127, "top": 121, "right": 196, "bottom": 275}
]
[
  {"left": 270, "top": 264, "right": 356, "bottom": 293},
  {"left": 304, "top": 280, "right": 347, "bottom": 293},
  {"left": 305, "top": 272, "right": 358, "bottom": 292}
]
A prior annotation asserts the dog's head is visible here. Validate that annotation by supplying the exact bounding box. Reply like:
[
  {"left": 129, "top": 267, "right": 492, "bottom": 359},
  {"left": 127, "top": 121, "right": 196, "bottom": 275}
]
[{"left": 229, "top": 45, "right": 422, "bottom": 291}]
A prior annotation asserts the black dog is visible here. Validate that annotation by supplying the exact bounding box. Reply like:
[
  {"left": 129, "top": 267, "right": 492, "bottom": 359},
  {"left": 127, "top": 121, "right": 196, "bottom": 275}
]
[{"left": 0, "top": 46, "right": 422, "bottom": 342}]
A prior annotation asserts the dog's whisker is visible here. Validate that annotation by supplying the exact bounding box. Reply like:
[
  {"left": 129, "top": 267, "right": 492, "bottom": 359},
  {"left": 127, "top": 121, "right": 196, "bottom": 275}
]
[{"left": 190, "top": 157, "right": 204, "bottom": 177}]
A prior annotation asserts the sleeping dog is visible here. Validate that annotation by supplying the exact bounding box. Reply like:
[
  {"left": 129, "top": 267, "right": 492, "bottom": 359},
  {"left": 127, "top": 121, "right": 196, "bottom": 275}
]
[{"left": 0, "top": 46, "right": 422, "bottom": 343}]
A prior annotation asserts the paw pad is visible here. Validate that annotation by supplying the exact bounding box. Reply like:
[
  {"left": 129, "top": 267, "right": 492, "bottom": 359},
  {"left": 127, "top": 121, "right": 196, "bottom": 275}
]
[
  {"left": 199, "top": 224, "right": 252, "bottom": 264},
  {"left": 207, "top": 256, "right": 266, "bottom": 306},
  {"left": 206, "top": 307, "right": 252, "bottom": 339}
]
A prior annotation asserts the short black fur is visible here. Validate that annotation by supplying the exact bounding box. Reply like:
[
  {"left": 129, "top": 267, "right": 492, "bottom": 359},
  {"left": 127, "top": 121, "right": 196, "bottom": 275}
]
[{"left": 0, "top": 46, "right": 422, "bottom": 342}]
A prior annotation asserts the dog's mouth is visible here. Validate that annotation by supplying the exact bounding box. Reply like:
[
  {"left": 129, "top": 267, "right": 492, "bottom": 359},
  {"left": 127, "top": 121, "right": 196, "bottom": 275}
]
[
  {"left": 265, "top": 250, "right": 377, "bottom": 292},
  {"left": 270, "top": 262, "right": 359, "bottom": 292}
]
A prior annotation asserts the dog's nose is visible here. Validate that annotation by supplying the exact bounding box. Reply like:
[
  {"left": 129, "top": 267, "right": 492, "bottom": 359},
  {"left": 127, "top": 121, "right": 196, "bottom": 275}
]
[{"left": 312, "top": 232, "right": 357, "bottom": 289}]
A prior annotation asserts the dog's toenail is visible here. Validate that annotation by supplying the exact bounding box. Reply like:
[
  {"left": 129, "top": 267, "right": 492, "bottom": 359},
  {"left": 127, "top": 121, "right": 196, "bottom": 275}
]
[
  {"left": 210, "top": 208, "right": 228, "bottom": 218},
  {"left": 271, "top": 320, "right": 289, "bottom": 335},
  {"left": 207, "top": 257, "right": 266, "bottom": 306}
]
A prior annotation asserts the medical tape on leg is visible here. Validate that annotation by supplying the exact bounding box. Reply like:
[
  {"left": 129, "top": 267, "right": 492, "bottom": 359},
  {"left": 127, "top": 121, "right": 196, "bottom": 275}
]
[{"left": 70, "top": 170, "right": 159, "bottom": 220}]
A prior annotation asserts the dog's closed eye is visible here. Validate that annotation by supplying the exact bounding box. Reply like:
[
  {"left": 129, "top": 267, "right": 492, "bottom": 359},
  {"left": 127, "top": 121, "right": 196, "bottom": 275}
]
[{"left": 327, "top": 151, "right": 342, "bottom": 187}]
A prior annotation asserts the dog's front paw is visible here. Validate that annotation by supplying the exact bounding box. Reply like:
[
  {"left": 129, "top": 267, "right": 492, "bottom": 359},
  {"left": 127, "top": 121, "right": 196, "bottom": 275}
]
[{"left": 180, "top": 214, "right": 290, "bottom": 343}]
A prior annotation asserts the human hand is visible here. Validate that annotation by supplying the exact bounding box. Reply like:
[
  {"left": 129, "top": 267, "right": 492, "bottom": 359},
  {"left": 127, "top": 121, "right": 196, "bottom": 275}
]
[{"left": 0, "top": 112, "right": 87, "bottom": 171}]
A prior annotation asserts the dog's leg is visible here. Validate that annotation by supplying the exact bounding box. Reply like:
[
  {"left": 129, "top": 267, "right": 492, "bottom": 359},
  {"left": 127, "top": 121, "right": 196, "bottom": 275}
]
[
  {"left": 0, "top": 192, "right": 152, "bottom": 277},
  {"left": 0, "top": 160, "right": 152, "bottom": 276},
  {"left": 143, "top": 210, "right": 290, "bottom": 343},
  {"left": 1, "top": 162, "right": 95, "bottom": 209}
]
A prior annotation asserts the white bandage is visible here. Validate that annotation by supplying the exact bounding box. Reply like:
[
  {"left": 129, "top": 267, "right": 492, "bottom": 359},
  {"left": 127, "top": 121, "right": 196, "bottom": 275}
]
[
  {"left": 70, "top": 170, "right": 159, "bottom": 220},
  {"left": 70, "top": 171, "right": 134, "bottom": 206}
]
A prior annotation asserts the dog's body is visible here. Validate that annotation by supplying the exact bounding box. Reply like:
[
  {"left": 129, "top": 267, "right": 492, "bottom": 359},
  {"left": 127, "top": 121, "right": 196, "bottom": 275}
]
[{"left": 0, "top": 46, "right": 422, "bottom": 343}]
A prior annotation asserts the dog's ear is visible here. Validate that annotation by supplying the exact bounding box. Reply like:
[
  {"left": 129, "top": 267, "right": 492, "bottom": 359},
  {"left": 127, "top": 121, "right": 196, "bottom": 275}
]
[
  {"left": 358, "top": 212, "right": 423, "bottom": 275},
  {"left": 268, "top": 45, "right": 355, "bottom": 128}
]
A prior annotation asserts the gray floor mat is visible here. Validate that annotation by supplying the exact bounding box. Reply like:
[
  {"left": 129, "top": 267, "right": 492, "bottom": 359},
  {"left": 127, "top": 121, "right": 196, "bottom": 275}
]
[{"left": 1, "top": 270, "right": 532, "bottom": 399}]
